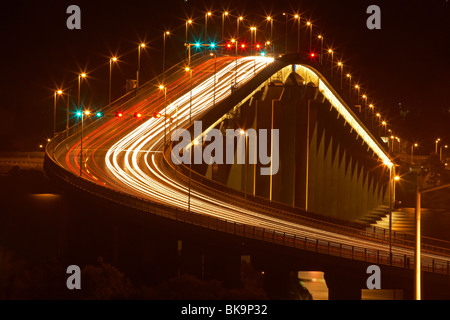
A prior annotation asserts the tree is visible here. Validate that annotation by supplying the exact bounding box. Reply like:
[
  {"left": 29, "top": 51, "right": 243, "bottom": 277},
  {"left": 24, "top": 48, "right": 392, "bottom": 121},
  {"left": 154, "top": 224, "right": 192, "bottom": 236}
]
[{"left": 420, "top": 153, "right": 449, "bottom": 187}]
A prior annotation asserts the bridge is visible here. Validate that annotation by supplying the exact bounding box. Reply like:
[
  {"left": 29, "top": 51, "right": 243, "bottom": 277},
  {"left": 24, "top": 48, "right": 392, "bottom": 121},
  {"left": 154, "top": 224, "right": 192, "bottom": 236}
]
[{"left": 44, "top": 33, "right": 450, "bottom": 300}]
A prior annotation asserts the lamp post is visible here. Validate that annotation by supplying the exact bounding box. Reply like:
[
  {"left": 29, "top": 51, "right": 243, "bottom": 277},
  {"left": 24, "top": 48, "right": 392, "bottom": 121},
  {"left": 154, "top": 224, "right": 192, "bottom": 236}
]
[
  {"left": 283, "top": 13, "right": 288, "bottom": 52},
  {"left": 440, "top": 145, "right": 448, "bottom": 161},
  {"left": 53, "top": 90, "right": 63, "bottom": 155},
  {"left": 435, "top": 138, "right": 441, "bottom": 154},
  {"left": 186, "top": 67, "right": 193, "bottom": 213},
  {"left": 411, "top": 143, "right": 418, "bottom": 164},
  {"left": 415, "top": 182, "right": 450, "bottom": 300},
  {"left": 294, "top": 14, "right": 300, "bottom": 52},
  {"left": 137, "top": 43, "right": 146, "bottom": 89},
  {"left": 185, "top": 20, "right": 192, "bottom": 60},
  {"left": 186, "top": 19, "right": 193, "bottom": 45},
  {"left": 337, "top": 61, "right": 343, "bottom": 89},
  {"left": 362, "top": 94, "right": 367, "bottom": 119},
  {"left": 205, "top": 11, "right": 212, "bottom": 44},
  {"left": 355, "top": 84, "right": 360, "bottom": 110},
  {"left": 250, "top": 26, "right": 256, "bottom": 55},
  {"left": 317, "top": 35, "right": 323, "bottom": 64},
  {"left": 306, "top": 21, "right": 312, "bottom": 52},
  {"left": 369, "top": 104, "right": 374, "bottom": 128},
  {"left": 240, "top": 129, "right": 248, "bottom": 200},
  {"left": 384, "top": 162, "right": 397, "bottom": 265},
  {"left": 346, "top": 73, "right": 351, "bottom": 99},
  {"left": 79, "top": 110, "right": 90, "bottom": 177},
  {"left": 109, "top": 57, "right": 118, "bottom": 105},
  {"left": 222, "top": 11, "right": 228, "bottom": 44},
  {"left": 77, "top": 73, "right": 87, "bottom": 116},
  {"left": 266, "top": 16, "right": 273, "bottom": 53},
  {"left": 159, "top": 85, "right": 167, "bottom": 146},
  {"left": 381, "top": 121, "right": 387, "bottom": 137},
  {"left": 237, "top": 16, "right": 243, "bottom": 42},
  {"left": 328, "top": 49, "right": 334, "bottom": 77},
  {"left": 375, "top": 112, "right": 381, "bottom": 134},
  {"left": 163, "top": 31, "right": 170, "bottom": 86},
  {"left": 65, "top": 91, "right": 70, "bottom": 138}
]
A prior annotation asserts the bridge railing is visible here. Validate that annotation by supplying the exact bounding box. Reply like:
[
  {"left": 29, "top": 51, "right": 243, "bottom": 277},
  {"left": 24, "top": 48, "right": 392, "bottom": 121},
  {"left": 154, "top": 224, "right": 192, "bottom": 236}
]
[{"left": 162, "top": 143, "right": 450, "bottom": 259}]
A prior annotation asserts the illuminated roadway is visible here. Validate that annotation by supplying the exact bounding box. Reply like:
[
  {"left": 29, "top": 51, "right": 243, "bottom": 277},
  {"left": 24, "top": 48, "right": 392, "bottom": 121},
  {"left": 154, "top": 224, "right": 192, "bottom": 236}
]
[{"left": 52, "top": 55, "right": 450, "bottom": 271}]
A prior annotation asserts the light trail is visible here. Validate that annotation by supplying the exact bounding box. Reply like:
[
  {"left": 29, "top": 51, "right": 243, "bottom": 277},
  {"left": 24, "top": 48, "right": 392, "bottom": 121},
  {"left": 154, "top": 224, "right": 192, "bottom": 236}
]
[{"left": 57, "top": 55, "right": 450, "bottom": 269}]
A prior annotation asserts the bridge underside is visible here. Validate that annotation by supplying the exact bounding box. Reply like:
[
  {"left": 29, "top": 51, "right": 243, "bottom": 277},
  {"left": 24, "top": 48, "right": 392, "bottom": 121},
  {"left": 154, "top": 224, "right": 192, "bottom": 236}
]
[{"left": 196, "top": 69, "right": 389, "bottom": 221}]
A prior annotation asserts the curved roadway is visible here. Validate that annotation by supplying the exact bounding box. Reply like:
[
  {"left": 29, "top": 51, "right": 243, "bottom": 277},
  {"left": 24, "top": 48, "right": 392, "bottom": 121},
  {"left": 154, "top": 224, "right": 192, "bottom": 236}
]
[{"left": 53, "top": 55, "right": 450, "bottom": 272}]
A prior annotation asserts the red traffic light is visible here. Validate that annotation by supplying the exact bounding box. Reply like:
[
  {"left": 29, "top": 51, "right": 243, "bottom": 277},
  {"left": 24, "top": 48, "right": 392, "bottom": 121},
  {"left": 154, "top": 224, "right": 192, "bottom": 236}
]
[
  {"left": 309, "top": 51, "right": 318, "bottom": 60},
  {"left": 115, "top": 111, "right": 123, "bottom": 117},
  {"left": 134, "top": 112, "right": 143, "bottom": 118}
]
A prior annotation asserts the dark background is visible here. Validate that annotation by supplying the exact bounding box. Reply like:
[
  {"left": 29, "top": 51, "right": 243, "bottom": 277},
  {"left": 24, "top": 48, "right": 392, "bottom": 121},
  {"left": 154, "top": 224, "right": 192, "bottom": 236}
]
[{"left": 0, "top": 0, "right": 449, "bottom": 154}]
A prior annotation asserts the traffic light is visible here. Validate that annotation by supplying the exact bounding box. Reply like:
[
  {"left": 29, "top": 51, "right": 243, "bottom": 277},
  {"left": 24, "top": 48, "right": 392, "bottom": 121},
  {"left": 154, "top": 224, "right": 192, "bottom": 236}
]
[
  {"left": 96, "top": 112, "right": 102, "bottom": 118},
  {"left": 153, "top": 112, "right": 162, "bottom": 118},
  {"left": 115, "top": 111, "right": 123, "bottom": 118},
  {"left": 76, "top": 111, "right": 82, "bottom": 117},
  {"left": 134, "top": 112, "right": 142, "bottom": 118}
]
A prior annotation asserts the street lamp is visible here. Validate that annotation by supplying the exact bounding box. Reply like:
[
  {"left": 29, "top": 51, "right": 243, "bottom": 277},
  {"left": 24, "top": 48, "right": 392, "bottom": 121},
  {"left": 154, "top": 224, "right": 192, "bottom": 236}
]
[
  {"left": 383, "top": 161, "right": 396, "bottom": 265},
  {"left": 415, "top": 182, "right": 450, "bottom": 300},
  {"left": 237, "top": 16, "right": 244, "bottom": 41},
  {"left": 137, "top": 43, "right": 146, "bottom": 89},
  {"left": 205, "top": 11, "right": 212, "bottom": 44},
  {"left": 361, "top": 94, "right": 367, "bottom": 119},
  {"left": 318, "top": 35, "right": 324, "bottom": 64},
  {"left": 411, "top": 143, "right": 418, "bottom": 164},
  {"left": 239, "top": 129, "right": 248, "bottom": 199},
  {"left": 53, "top": 90, "right": 63, "bottom": 155},
  {"left": 77, "top": 73, "right": 87, "bottom": 116},
  {"left": 109, "top": 57, "right": 118, "bottom": 104},
  {"left": 381, "top": 120, "right": 387, "bottom": 137},
  {"left": 163, "top": 31, "right": 170, "bottom": 86},
  {"left": 210, "top": 52, "right": 217, "bottom": 106},
  {"left": 354, "top": 84, "right": 360, "bottom": 110},
  {"left": 159, "top": 85, "right": 167, "bottom": 146},
  {"left": 222, "top": 11, "right": 228, "bottom": 44},
  {"left": 79, "top": 109, "right": 90, "bottom": 177},
  {"left": 440, "top": 144, "right": 448, "bottom": 161},
  {"left": 294, "top": 14, "right": 301, "bottom": 52},
  {"left": 185, "top": 20, "right": 192, "bottom": 60},
  {"left": 369, "top": 104, "right": 374, "bottom": 128},
  {"left": 306, "top": 21, "right": 312, "bottom": 52},
  {"left": 282, "top": 13, "right": 288, "bottom": 52},
  {"left": 328, "top": 49, "right": 334, "bottom": 77},
  {"left": 346, "top": 73, "right": 352, "bottom": 99},
  {"left": 337, "top": 61, "right": 343, "bottom": 89},
  {"left": 266, "top": 16, "right": 273, "bottom": 53},
  {"left": 435, "top": 138, "right": 441, "bottom": 154},
  {"left": 250, "top": 26, "right": 257, "bottom": 55},
  {"left": 185, "top": 66, "right": 193, "bottom": 213}
]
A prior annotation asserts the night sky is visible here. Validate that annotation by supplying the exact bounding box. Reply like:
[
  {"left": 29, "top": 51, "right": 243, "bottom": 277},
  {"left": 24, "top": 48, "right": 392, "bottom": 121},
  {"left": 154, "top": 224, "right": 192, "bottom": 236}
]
[{"left": 0, "top": 0, "right": 448, "bottom": 154}]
